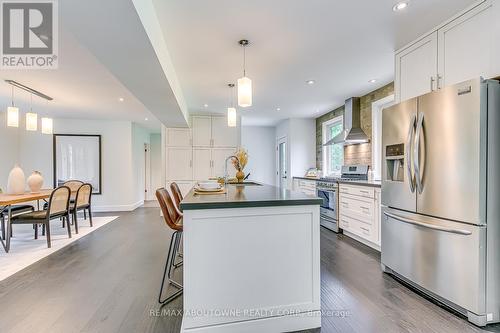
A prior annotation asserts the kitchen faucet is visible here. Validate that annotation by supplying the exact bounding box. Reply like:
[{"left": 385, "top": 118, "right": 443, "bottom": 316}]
[{"left": 224, "top": 155, "right": 240, "bottom": 186}]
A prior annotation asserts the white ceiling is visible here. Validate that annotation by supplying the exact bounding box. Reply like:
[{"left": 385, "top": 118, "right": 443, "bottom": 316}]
[
  {"left": 153, "top": 0, "right": 477, "bottom": 126},
  {"left": 0, "top": 0, "right": 189, "bottom": 132}
]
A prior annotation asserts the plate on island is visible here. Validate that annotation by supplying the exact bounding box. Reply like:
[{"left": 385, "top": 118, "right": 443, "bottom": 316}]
[{"left": 194, "top": 186, "right": 224, "bottom": 193}]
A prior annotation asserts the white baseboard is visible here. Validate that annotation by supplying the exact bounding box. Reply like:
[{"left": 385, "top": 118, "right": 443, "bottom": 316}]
[{"left": 92, "top": 200, "right": 144, "bottom": 213}]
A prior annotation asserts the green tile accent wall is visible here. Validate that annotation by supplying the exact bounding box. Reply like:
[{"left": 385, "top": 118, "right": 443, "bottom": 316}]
[{"left": 316, "top": 82, "right": 394, "bottom": 170}]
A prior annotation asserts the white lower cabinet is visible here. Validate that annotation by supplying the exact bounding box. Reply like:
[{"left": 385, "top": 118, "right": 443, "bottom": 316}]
[
  {"left": 293, "top": 178, "right": 317, "bottom": 196},
  {"left": 339, "top": 184, "right": 381, "bottom": 249}
]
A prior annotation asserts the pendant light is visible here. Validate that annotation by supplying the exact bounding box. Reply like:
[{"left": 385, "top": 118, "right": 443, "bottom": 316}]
[
  {"left": 7, "top": 85, "right": 19, "bottom": 127},
  {"left": 237, "top": 39, "right": 252, "bottom": 107},
  {"left": 26, "top": 93, "right": 37, "bottom": 131},
  {"left": 227, "top": 83, "right": 237, "bottom": 127},
  {"left": 41, "top": 98, "right": 53, "bottom": 134}
]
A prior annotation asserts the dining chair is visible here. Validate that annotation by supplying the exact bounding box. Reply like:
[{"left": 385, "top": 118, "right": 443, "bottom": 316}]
[
  {"left": 156, "top": 188, "right": 183, "bottom": 305},
  {"left": 69, "top": 183, "right": 93, "bottom": 234},
  {"left": 169, "top": 182, "right": 183, "bottom": 216},
  {"left": 1, "top": 205, "right": 35, "bottom": 240},
  {"left": 11, "top": 186, "right": 72, "bottom": 248}
]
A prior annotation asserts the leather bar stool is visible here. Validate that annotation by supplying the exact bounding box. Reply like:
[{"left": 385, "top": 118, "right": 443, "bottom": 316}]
[{"left": 156, "top": 188, "right": 183, "bottom": 305}]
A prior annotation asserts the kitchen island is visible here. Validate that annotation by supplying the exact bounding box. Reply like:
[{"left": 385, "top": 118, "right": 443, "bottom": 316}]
[{"left": 179, "top": 183, "right": 322, "bottom": 333}]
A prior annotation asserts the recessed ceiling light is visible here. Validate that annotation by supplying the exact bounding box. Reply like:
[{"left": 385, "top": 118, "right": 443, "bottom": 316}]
[
  {"left": 393, "top": 1, "right": 409, "bottom": 11},
  {"left": 204, "top": 104, "right": 209, "bottom": 108},
  {"left": 118, "top": 97, "right": 124, "bottom": 102},
  {"left": 368, "top": 79, "right": 378, "bottom": 83},
  {"left": 276, "top": 108, "right": 281, "bottom": 111},
  {"left": 306, "top": 80, "right": 315, "bottom": 85},
  {"left": 145, "top": 118, "right": 149, "bottom": 121}
]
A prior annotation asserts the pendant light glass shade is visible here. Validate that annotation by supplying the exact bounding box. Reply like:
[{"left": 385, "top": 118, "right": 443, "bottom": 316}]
[
  {"left": 41, "top": 117, "right": 53, "bottom": 134},
  {"left": 26, "top": 113, "right": 38, "bottom": 131},
  {"left": 7, "top": 106, "right": 19, "bottom": 127},
  {"left": 238, "top": 76, "right": 252, "bottom": 107},
  {"left": 227, "top": 107, "right": 237, "bottom": 127}
]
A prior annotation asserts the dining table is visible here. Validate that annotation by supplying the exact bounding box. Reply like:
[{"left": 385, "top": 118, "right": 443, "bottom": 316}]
[{"left": 0, "top": 189, "right": 75, "bottom": 253}]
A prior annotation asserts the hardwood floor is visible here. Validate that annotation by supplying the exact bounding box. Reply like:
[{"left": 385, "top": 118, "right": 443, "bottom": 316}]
[{"left": 0, "top": 207, "right": 498, "bottom": 333}]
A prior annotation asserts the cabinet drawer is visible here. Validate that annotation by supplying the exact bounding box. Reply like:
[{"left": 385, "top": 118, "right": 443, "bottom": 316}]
[
  {"left": 340, "top": 214, "right": 378, "bottom": 244},
  {"left": 339, "top": 194, "right": 374, "bottom": 222},
  {"left": 339, "top": 185, "right": 374, "bottom": 198},
  {"left": 298, "top": 180, "right": 316, "bottom": 190}
]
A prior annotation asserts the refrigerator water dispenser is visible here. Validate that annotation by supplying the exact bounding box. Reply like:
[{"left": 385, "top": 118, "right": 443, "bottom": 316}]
[{"left": 385, "top": 143, "right": 405, "bottom": 182}]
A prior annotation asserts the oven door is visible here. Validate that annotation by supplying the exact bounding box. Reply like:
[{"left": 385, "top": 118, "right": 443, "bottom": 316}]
[{"left": 317, "top": 187, "right": 337, "bottom": 221}]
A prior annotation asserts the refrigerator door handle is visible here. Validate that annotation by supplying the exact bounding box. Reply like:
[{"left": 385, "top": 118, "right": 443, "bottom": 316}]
[
  {"left": 414, "top": 113, "right": 424, "bottom": 194},
  {"left": 383, "top": 211, "right": 472, "bottom": 235},
  {"left": 406, "top": 114, "right": 417, "bottom": 193}
]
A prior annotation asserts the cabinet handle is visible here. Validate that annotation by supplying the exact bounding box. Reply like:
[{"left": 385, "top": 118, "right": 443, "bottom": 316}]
[
  {"left": 430, "top": 76, "right": 436, "bottom": 91},
  {"left": 437, "top": 75, "right": 443, "bottom": 90},
  {"left": 360, "top": 206, "right": 370, "bottom": 211},
  {"left": 190, "top": 160, "right": 192, "bottom": 168},
  {"left": 360, "top": 227, "right": 370, "bottom": 234}
]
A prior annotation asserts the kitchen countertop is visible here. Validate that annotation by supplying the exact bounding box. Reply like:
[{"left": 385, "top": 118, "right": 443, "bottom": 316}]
[
  {"left": 180, "top": 183, "right": 322, "bottom": 210},
  {"left": 293, "top": 176, "right": 381, "bottom": 188}
]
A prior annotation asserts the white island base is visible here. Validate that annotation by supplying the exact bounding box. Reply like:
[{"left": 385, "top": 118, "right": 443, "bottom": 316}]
[{"left": 181, "top": 204, "right": 321, "bottom": 333}]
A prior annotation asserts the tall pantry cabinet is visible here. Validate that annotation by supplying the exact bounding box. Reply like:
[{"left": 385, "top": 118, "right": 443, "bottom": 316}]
[{"left": 165, "top": 115, "right": 241, "bottom": 196}]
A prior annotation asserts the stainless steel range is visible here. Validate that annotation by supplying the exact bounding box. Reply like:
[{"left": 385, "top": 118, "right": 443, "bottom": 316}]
[{"left": 317, "top": 165, "right": 369, "bottom": 233}]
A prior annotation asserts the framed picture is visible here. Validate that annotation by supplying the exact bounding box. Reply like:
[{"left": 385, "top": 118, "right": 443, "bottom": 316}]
[{"left": 53, "top": 134, "right": 102, "bottom": 194}]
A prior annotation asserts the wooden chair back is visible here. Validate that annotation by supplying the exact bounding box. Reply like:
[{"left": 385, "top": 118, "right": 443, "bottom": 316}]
[
  {"left": 76, "top": 183, "right": 92, "bottom": 208},
  {"left": 63, "top": 180, "right": 84, "bottom": 192},
  {"left": 170, "top": 182, "right": 183, "bottom": 209},
  {"left": 156, "top": 188, "right": 183, "bottom": 231},
  {"left": 48, "top": 186, "right": 71, "bottom": 217}
]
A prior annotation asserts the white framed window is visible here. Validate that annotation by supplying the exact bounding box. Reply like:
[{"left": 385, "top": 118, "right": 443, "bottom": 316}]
[
  {"left": 371, "top": 95, "right": 395, "bottom": 181},
  {"left": 322, "top": 116, "right": 344, "bottom": 176}
]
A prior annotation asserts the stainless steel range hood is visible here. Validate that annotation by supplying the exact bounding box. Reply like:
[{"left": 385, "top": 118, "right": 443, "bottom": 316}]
[{"left": 324, "top": 97, "right": 370, "bottom": 146}]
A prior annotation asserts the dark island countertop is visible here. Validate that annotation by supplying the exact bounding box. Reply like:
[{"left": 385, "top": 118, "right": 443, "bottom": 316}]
[{"left": 180, "top": 183, "right": 322, "bottom": 210}]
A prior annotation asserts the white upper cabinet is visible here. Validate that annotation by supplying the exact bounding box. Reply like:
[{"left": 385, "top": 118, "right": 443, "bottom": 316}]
[
  {"left": 212, "top": 148, "right": 237, "bottom": 178},
  {"left": 167, "top": 147, "right": 192, "bottom": 181},
  {"left": 438, "top": 1, "right": 494, "bottom": 87},
  {"left": 211, "top": 116, "right": 239, "bottom": 147},
  {"left": 396, "top": 32, "right": 438, "bottom": 102},
  {"left": 192, "top": 116, "right": 212, "bottom": 146},
  {"left": 166, "top": 128, "right": 191, "bottom": 147},
  {"left": 193, "top": 148, "right": 213, "bottom": 181},
  {"left": 395, "top": 0, "right": 500, "bottom": 103}
]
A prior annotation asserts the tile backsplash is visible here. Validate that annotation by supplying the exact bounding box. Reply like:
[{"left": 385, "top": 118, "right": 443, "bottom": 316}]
[{"left": 316, "top": 82, "right": 394, "bottom": 170}]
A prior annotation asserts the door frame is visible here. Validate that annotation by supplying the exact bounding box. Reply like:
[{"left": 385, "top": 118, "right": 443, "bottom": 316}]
[{"left": 276, "top": 136, "right": 288, "bottom": 188}]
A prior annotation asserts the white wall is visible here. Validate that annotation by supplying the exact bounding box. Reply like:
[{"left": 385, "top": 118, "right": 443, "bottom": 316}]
[
  {"left": 241, "top": 126, "right": 276, "bottom": 185},
  {"left": 1, "top": 118, "right": 154, "bottom": 212},
  {"left": 150, "top": 133, "right": 162, "bottom": 197}
]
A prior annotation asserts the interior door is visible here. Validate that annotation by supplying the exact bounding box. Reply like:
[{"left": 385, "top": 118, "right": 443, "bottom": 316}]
[
  {"left": 211, "top": 116, "right": 239, "bottom": 147},
  {"left": 416, "top": 78, "right": 486, "bottom": 225},
  {"left": 381, "top": 98, "right": 417, "bottom": 212},
  {"left": 193, "top": 148, "right": 212, "bottom": 181},
  {"left": 396, "top": 32, "right": 438, "bottom": 102},
  {"left": 277, "top": 138, "right": 288, "bottom": 189}
]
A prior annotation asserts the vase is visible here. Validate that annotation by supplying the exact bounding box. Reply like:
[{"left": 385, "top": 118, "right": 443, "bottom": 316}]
[
  {"left": 236, "top": 170, "right": 245, "bottom": 183},
  {"left": 7, "top": 164, "right": 26, "bottom": 195},
  {"left": 27, "top": 171, "right": 44, "bottom": 193}
]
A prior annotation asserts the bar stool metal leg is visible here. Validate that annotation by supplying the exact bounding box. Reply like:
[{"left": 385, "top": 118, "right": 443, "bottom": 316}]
[{"left": 158, "top": 231, "right": 183, "bottom": 305}]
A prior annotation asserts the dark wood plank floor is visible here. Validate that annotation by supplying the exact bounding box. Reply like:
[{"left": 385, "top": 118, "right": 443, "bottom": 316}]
[{"left": 0, "top": 207, "right": 499, "bottom": 333}]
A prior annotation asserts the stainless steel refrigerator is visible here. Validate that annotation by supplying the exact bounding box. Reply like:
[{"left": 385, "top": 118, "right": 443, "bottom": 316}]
[{"left": 381, "top": 78, "right": 500, "bottom": 326}]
